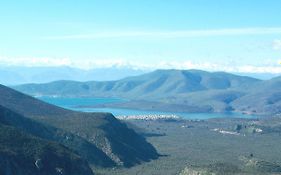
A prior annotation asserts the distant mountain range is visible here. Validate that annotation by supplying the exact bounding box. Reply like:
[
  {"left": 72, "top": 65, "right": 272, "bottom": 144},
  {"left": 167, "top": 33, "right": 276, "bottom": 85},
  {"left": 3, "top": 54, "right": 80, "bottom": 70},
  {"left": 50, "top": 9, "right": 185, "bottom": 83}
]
[
  {"left": 0, "top": 66, "right": 146, "bottom": 85},
  {"left": 0, "top": 84, "right": 158, "bottom": 174},
  {"left": 0, "top": 66, "right": 280, "bottom": 86},
  {"left": 13, "top": 69, "right": 281, "bottom": 116}
]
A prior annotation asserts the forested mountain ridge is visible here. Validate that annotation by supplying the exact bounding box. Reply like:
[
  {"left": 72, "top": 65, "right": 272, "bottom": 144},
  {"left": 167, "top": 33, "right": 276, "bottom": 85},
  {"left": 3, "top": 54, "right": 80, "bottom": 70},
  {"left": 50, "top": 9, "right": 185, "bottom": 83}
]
[{"left": 14, "top": 69, "right": 281, "bottom": 115}]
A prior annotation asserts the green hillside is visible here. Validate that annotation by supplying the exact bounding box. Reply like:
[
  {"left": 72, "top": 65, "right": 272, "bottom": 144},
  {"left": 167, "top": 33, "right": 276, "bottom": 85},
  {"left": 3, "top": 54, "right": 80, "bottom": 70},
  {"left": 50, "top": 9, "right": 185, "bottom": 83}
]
[
  {"left": 0, "top": 123, "right": 93, "bottom": 175},
  {"left": 14, "top": 69, "right": 260, "bottom": 99},
  {"left": 0, "top": 105, "right": 115, "bottom": 167},
  {"left": 232, "top": 76, "right": 281, "bottom": 115},
  {"left": 0, "top": 84, "right": 159, "bottom": 168}
]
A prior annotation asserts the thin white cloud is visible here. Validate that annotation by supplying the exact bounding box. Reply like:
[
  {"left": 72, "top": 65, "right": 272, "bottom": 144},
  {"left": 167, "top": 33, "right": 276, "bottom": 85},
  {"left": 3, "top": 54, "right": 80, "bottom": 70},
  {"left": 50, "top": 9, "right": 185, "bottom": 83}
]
[
  {"left": 1, "top": 56, "right": 281, "bottom": 74},
  {"left": 43, "top": 27, "right": 281, "bottom": 40},
  {"left": 157, "top": 61, "right": 281, "bottom": 74},
  {"left": 273, "top": 39, "right": 281, "bottom": 50},
  {"left": 0, "top": 57, "right": 148, "bottom": 70},
  {"left": 0, "top": 57, "right": 72, "bottom": 67}
]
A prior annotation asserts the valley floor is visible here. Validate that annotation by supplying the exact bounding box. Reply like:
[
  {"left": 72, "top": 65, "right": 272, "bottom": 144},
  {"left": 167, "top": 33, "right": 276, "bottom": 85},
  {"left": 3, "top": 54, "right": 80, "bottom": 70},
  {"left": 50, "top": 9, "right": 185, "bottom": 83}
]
[{"left": 95, "top": 117, "right": 281, "bottom": 175}]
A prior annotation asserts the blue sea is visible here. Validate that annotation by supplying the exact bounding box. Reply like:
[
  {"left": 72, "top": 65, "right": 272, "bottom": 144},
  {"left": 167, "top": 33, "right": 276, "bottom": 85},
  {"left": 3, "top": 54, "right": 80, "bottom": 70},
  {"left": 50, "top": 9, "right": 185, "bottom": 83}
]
[{"left": 38, "top": 97, "right": 256, "bottom": 120}]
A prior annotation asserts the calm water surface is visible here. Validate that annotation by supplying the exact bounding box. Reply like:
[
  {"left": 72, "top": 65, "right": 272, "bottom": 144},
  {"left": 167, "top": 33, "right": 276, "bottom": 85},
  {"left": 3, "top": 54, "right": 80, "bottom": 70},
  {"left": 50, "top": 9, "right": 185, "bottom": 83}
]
[{"left": 38, "top": 97, "right": 256, "bottom": 119}]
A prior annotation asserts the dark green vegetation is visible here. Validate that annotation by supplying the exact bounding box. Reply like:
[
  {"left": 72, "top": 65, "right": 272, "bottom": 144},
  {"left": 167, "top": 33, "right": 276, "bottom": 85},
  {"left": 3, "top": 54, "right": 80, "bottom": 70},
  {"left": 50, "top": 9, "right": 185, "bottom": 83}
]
[
  {"left": 0, "top": 125, "right": 93, "bottom": 175},
  {"left": 0, "top": 107, "right": 93, "bottom": 175},
  {"left": 97, "top": 118, "right": 281, "bottom": 175},
  {"left": 0, "top": 105, "right": 114, "bottom": 168},
  {"left": 0, "top": 84, "right": 159, "bottom": 174},
  {"left": 14, "top": 69, "right": 281, "bottom": 115}
]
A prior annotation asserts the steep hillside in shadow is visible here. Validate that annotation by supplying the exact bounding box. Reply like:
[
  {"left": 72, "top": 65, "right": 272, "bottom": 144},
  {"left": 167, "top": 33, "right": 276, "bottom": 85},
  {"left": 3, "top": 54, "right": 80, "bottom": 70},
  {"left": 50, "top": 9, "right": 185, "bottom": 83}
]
[
  {"left": 0, "top": 123, "right": 93, "bottom": 175},
  {"left": 0, "top": 105, "right": 114, "bottom": 167},
  {"left": 0, "top": 84, "right": 159, "bottom": 167}
]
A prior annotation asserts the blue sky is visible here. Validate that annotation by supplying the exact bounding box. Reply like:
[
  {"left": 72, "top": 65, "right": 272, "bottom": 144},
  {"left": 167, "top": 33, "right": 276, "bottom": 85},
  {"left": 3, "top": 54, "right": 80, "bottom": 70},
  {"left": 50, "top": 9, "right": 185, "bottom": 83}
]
[{"left": 1, "top": 0, "right": 281, "bottom": 73}]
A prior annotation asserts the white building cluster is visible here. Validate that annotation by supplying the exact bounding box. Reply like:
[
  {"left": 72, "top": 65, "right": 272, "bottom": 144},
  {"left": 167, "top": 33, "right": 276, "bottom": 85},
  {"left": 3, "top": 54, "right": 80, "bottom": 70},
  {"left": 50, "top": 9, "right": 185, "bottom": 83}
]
[{"left": 116, "top": 114, "right": 180, "bottom": 121}]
